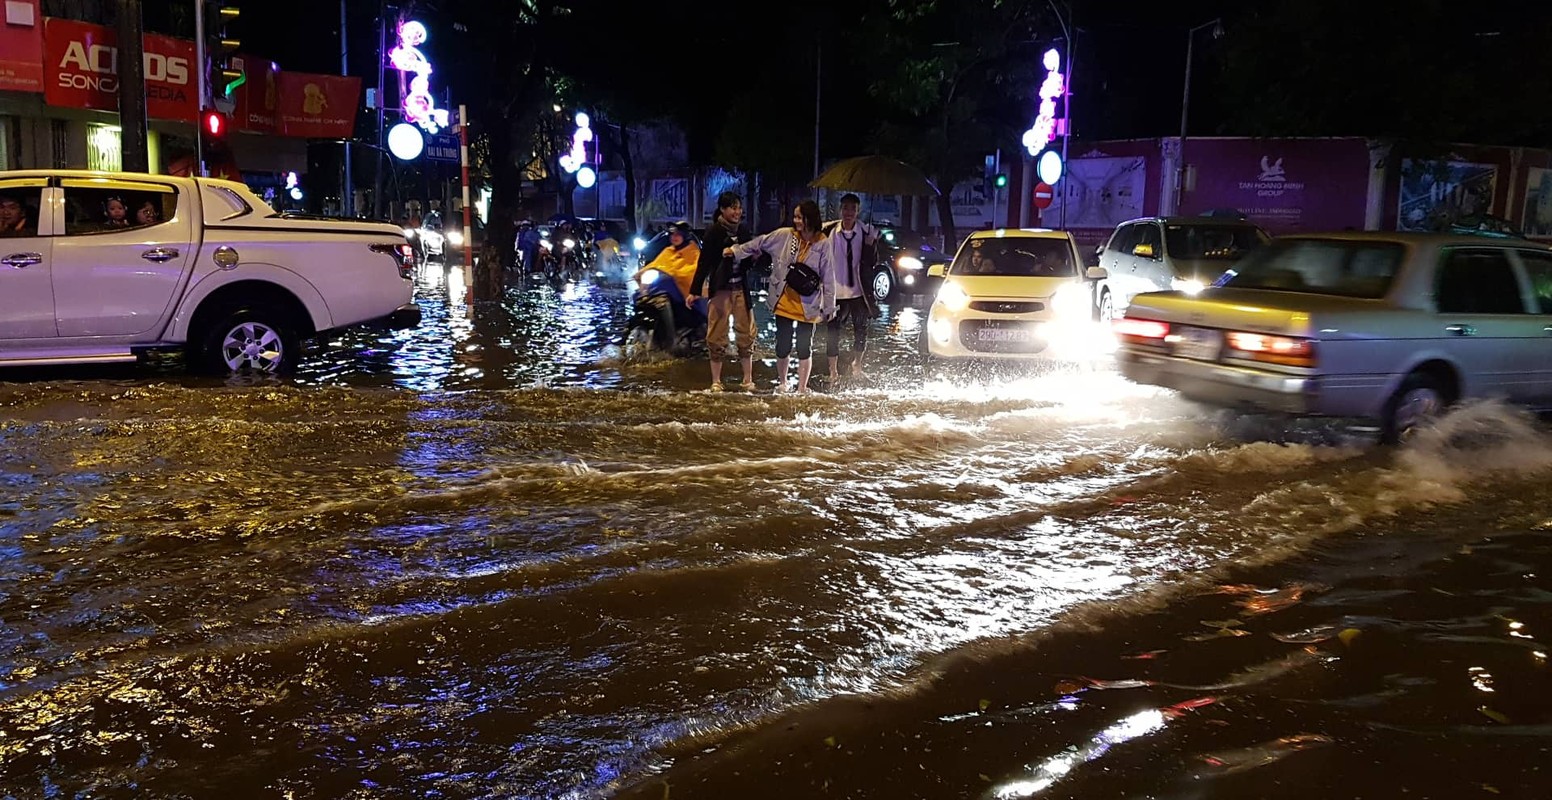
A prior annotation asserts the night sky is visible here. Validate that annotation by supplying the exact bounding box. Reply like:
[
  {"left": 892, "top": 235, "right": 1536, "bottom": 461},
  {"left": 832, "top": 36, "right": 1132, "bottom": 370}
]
[{"left": 237, "top": 0, "right": 1251, "bottom": 145}]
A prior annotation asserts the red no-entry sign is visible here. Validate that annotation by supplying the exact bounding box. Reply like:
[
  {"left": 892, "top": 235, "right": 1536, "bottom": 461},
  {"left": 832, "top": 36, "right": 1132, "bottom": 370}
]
[{"left": 1033, "top": 182, "right": 1055, "bottom": 209}]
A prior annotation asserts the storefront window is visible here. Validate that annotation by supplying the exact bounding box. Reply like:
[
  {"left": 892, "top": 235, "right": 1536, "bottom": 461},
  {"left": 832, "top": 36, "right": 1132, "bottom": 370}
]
[{"left": 87, "top": 124, "right": 122, "bottom": 172}]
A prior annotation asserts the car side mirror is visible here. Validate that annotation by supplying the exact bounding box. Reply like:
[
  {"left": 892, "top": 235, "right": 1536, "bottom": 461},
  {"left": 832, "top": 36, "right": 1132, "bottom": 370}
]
[
  {"left": 1085, "top": 266, "right": 1109, "bottom": 281},
  {"left": 1132, "top": 243, "right": 1155, "bottom": 258},
  {"left": 927, "top": 263, "right": 947, "bottom": 278}
]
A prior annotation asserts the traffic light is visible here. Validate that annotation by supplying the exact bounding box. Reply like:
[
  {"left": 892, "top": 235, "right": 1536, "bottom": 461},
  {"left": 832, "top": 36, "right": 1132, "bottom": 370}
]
[
  {"left": 205, "top": 1, "right": 243, "bottom": 99},
  {"left": 200, "top": 108, "right": 230, "bottom": 141},
  {"left": 994, "top": 173, "right": 1009, "bottom": 189}
]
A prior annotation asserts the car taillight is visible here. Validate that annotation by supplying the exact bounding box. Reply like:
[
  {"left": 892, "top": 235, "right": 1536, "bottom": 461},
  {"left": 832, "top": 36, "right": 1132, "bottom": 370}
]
[
  {"left": 1225, "top": 331, "right": 1317, "bottom": 367},
  {"left": 371, "top": 243, "right": 415, "bottom": 279},
  {"left": 1113, "top": 317, "right": 1170, "bottom": 345}
]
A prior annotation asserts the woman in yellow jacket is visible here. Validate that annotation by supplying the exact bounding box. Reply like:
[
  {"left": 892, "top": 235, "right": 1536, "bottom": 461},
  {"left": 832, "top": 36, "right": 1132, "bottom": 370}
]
[{"left": 633, "top": 221, "right": 701, "bottom": 299}]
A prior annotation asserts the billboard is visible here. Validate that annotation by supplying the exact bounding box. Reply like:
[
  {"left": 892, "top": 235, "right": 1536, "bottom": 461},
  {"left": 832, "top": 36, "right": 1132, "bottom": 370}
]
[
  {"left": 1397, "top": 159, "right": 1498, "bottom": 232},
  {"left": 1181, "top": 138, "right": 1371, "bottom": 234},
  {"left": 0, "top": 0, "right": 44, "bottom": 92},
  {"left": 276, "top": 72, "right": 361, "bottom": 139},
  {"left": 1043, "top": 155, "right": 1147, "bottom": 232},
  {"left": 42, "top": 17, "right": 197, "bottom": 122},
  {"left": 1523, "top": 167, "right": 1552, "bottom": 239}
]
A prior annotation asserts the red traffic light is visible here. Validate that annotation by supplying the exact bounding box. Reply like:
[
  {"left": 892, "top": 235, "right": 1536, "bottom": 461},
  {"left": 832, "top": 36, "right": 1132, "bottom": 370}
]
[{"left": 201, "top": 108, "right": 228, "bottom": 138}]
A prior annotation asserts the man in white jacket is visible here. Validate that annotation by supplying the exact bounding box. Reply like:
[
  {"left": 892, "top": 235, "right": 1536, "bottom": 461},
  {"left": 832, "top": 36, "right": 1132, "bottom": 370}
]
[{"left": 822, "top": 194, "right": 878, "bottom": 383}]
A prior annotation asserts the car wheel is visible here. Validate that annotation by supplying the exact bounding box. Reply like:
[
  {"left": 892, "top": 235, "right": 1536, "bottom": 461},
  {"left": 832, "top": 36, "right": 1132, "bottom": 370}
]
[
  {"left": 1380, "top": 371, "right": 1449, "bottom": 445},
  {"left": 197, "top": 308, "right": 301, "bottom": 375},
  {"left": 870, "top": 267, "right": 896, "bottom": 302},
  {"left": 1096, "top": 289, "right": 1115, "bottom": 322}
]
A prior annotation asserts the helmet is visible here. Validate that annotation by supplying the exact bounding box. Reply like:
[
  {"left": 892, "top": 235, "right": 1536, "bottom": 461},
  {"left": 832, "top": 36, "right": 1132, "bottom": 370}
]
[{"left": 668, "top": 220, "right": 693, "bottom": 246}]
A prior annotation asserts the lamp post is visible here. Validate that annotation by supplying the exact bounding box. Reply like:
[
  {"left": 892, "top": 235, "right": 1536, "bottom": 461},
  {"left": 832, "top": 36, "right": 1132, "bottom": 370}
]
[
  {"left": 1046, "top": 0, "right": 1074, "bottom": 230},
  {"left": 1175, "top": 17, "right": 1223, "bottom": 214}
]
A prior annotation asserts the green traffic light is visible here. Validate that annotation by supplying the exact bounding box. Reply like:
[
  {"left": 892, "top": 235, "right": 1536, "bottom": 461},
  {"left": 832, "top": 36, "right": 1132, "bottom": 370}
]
[{"left": 994, "top": 174, "right": 1008, "bottom": 188}]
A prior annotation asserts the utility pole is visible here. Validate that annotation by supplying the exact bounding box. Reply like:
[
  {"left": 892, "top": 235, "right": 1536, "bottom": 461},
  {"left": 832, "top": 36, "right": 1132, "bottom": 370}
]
[
  {"left": 813, "top": 35, "right": 821, "bottom": 180},
  {"left": 115, "top": 0, "right": 149, "bottom": 172},
  {"left": 341, "top": 0, "right": 354, "bottom": 217},
  {"left": 192, "top": 0, "right": 206, "bottom": 176}
]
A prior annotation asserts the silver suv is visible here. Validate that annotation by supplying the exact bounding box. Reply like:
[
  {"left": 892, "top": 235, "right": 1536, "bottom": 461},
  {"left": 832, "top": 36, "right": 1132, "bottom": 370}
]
[{"left": 1096, "top": 216, "right": 1270, "bottom": 320}]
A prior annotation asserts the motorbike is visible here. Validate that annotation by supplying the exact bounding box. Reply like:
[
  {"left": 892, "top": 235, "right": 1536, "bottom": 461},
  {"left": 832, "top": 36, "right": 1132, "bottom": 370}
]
[{"left": 621, "top": 267, "right": 708, "bottom": 357}]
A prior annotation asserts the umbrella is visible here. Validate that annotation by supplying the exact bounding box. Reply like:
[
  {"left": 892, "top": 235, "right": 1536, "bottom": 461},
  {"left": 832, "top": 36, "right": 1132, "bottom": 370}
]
[{"left": 810, "top": 155, "right": 940, "bottom": 197}]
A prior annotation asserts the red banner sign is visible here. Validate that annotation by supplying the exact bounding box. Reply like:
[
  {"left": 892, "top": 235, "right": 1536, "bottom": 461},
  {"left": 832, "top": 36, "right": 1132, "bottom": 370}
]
[
  {"left": 42, "top": 17, "right": 197, "bottom": 122},
  {"left": 0, "top": 0, "right": 45, "bottom": 92},
  {"left": 231, "top": 54, "right": 281, "bottom": 134},
  {"left": 277, "top": 72, "right": 360, "bottom": 139}
]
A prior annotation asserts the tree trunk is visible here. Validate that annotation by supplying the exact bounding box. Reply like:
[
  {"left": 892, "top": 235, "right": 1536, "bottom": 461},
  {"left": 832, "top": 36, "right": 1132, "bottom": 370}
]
[
  {"left": 620, "top": 123, "right": 637, "bottom": 234},
  {"left": 485, "top": 113, "right": 523, "bottom": 274},
  {"left": 935, "top": 185, "right": 958, "bottom": 253}
]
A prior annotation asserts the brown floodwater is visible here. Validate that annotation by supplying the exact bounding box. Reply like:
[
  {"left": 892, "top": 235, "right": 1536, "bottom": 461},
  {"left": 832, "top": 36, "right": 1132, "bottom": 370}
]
[{"left": 1, "top": 265, "right": 1549, "bottom": 799}]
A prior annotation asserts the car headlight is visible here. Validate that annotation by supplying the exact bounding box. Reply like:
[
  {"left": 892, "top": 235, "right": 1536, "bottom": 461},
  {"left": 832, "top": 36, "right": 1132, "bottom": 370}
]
[
  {"left": 447, "top": 230, "right": 465, "bottom": 247},
  {"left": 402, "top": 227, "right": 415, "bottom": 237},
  {"left": 1171, "top": 278, "right": 1206, "bottom": 295},
  {"left": 563, "top": 238, "right": 577, "bottom": 249},
  {"left": 540, "top": 239, "right": 552, "bottom": 251},
  {"left": 1051, "top": 282, "right": 1092, "bottom": 319},
  {"left": 633, "top": 236, "right": 648, "bottom": 251},
  {"left": 935, "top": 281, "right": 970, "bottom": 312},
  {"left": 897, "top": 255, "right": 924, "bottom": 270},
  {"left": 639, "top": 268, "right": 663, "bottom": 285}
]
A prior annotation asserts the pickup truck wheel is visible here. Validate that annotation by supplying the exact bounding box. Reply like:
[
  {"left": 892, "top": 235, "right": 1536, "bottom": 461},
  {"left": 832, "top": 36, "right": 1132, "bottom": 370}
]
[
  {"left": 198, "top": 309, "right": 301, "bottom": 375},
  {"left": 1379, "top": 371, "right": 1448, "bottom": 445}
]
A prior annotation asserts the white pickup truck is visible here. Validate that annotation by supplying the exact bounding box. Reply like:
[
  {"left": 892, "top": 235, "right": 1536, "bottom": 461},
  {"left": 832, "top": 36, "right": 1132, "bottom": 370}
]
[{"left": 0, "top": 170, "right": 419, "bottom": 374}]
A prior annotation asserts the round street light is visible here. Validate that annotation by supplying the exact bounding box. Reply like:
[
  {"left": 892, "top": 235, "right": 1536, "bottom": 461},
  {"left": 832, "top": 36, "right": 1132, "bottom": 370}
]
[
  {"left": 1037, "top": 149, "right": 1064, "bottom": 185},
  {"left": 387, "top": 122, "right": 424, "bottom": 160},
  {"left": 576, "top": 165, "right": 597, "bottom": 189}
]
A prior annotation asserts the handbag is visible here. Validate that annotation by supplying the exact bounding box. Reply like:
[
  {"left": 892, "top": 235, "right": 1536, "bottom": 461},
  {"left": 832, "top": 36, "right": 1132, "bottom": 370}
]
[{"left": 783, "top": 231, "right": 822, "bottom": 297}]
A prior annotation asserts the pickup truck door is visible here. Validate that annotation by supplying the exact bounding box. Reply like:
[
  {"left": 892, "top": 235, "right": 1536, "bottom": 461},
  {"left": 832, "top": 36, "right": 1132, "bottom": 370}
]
[
  {"left": 0, "top": 178, "right": 57, "bottom": 340},
  {"left": 50, "top": 177, "right": 194, "bottom": 339},
  {"left": 1509, "top": 248, "right": 1552, "bottom": 402}
]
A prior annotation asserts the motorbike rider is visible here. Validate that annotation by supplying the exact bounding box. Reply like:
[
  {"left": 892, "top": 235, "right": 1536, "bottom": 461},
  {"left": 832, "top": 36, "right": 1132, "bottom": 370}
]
[{"left": 634, "top": 221, "right": 703, "bottom": 305}]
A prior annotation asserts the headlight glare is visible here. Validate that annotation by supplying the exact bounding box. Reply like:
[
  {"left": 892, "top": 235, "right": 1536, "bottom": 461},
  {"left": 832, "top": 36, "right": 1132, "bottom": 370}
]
[
  {"left": 936, "top": 281, "right": 971, "bottom": 312},
  {"left": 1171, "top": 278, "right": 1206, "bottom": 295},
  {"left": 897, "top": 255, "right": 924, "bottom": 270}
]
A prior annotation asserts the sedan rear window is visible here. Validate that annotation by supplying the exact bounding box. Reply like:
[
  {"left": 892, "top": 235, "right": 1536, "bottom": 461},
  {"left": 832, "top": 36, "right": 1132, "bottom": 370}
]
[
  {"left": 1218, "top": 239, "right": 1404, "bottom": 298},
  {"left": 950, "top": 238, "right": 1075, "bottom": 278}
]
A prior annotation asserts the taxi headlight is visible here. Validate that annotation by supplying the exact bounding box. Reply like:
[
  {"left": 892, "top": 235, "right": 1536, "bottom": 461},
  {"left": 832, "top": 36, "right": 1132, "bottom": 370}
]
[
  {"left": 935, "top": 280, "right": 971, "bottom": 312},
  {"left": 1171, "top": 278, "right": 1206, "bottom": 295},
  {"left": 1051, "top": 282, "right": 1092, "bottom": 319}
]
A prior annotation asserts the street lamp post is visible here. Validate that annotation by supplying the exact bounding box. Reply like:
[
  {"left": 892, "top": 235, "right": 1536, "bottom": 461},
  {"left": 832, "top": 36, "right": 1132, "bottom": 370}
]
[
  {"left": 1175, "top": 17, "right": 1223, "bottom": 214},
  {"left": 1046, "top": 0, "right": 1074, "bottom": 230}
]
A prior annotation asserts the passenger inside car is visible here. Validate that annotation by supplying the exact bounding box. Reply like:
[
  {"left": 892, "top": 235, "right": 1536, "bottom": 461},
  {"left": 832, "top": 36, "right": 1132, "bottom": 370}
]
[
  {"left": 0, "top": 192, "right": 34, "bottom": 236},
  {"left": 104, "top": 196, "right": 131, "bottom": 228}
]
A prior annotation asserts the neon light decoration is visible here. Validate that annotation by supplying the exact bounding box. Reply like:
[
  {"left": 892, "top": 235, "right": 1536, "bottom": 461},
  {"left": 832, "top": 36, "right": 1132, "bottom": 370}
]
[
  {"left": 559, "top": 111, "right": 594, "bottom": 180},
  {"left": 1022, "top": 48, "right": 1066, "bottom": 157},
  {"left": 387, "top": 20, "right": 449, "bottom": 135}
]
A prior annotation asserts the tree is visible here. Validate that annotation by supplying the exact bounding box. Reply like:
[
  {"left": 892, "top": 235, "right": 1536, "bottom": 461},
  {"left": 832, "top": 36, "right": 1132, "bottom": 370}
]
[{"left": 862, "top": 0, "right": 1050, "bottom": 245}]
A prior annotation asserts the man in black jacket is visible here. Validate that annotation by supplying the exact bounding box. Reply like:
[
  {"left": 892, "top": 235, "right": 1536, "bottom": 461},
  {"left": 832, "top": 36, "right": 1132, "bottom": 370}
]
[{"left": 688, "top": 192, "right": 757, "bottom": 391}]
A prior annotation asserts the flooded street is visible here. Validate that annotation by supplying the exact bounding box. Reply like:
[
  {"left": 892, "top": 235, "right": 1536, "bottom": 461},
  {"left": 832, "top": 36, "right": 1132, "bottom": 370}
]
[{"left": 3, "top": 264, "right": 1552, "bottom": 799}]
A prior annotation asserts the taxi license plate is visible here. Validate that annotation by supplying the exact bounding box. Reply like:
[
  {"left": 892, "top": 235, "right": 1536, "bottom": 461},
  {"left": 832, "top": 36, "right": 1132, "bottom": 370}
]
[
  {"left": 1173, "top": 325, "right": 1222, "bottom": 361},
  {"left": 978, "top": 327, "right": 1033, "bottom": 342}
]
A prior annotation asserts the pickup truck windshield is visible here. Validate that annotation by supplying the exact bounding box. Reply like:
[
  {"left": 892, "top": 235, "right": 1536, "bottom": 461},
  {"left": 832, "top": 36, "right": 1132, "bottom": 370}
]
[{"left": 1219, "top": 239, "right": 1404, "bottom": 299}]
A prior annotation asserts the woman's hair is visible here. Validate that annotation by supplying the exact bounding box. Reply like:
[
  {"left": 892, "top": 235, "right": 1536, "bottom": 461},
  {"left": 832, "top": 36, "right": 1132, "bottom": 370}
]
[{"left": 795, "top": 200, "right": 822, "bottom": 235}]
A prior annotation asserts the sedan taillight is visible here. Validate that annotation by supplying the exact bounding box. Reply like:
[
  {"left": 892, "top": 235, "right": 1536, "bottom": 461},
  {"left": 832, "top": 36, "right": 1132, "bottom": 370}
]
[
  {"left": 1113, "top": 317, "right": 1170, "bottom": 345},
  {"left": 1225, "top": 331, "right": 1317, "bottom": 367},
  {"left": 371, "top": 243, "right": 415, "bottom": 279}
]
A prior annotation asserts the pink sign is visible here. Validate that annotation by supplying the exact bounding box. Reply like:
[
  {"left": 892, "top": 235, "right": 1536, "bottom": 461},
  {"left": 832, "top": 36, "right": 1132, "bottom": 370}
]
[{"left": 1180, "top": 138, "right": 1371, "bottom": 234}]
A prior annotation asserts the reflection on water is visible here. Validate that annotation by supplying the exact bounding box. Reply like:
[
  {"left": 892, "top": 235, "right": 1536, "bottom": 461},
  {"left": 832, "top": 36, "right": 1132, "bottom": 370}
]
[{"left": 1, "top": 271, "right": 1551, "bottom": 799}]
